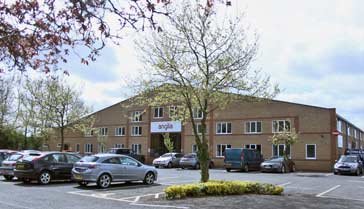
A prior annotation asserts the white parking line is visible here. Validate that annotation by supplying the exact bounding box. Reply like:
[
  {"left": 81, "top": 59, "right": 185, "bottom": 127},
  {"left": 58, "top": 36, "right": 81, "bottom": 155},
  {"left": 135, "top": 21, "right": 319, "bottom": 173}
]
[
  {"left": 130, "top": 203, "right": 189, "bottom": 209},
  {"left": 278, "top": 182, "right": 292, "bottom": 187},
  {"left": 361, "top": 176, "right": 364, "bottom": 178},
  {"left": 155, "top": 192, "right": 164, "bottom": 199},
  {"left": 325, "top": 173, "right": 334, "bottom": 177},
  {"left": 348, "top": 180, "right": 364, "bottom": 184},
  {"left": 316, "top": 185, "right": 341, "bottom": 197}
]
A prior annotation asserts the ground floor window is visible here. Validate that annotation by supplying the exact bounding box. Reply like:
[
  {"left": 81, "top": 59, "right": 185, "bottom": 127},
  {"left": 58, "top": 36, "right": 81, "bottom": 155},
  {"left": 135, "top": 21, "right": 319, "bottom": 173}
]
[
  {"left": 192, "top": 144, "right": 198, "bottom": 153},
  {"left": 114, "top": 144, "right": 124, "bottom": 148},
  {"left": 57, "top": 143, "right": 62, "bottom": 148},
  {"left": 272, "top": 144, "right": 290, "bottom": 158},
  {"left": 337, "top": 135, "right": 343, "bottom": 148},
  {"left": 216, "top": 144, "right": 231, "bottom": 157},
  {"left": 98, "top": 143, "right": 106, "bottom": 153},
  {"left": 75, "top": 144, "right": 80, "bottom": 152},
  {"left": 306, "top": 144, "right": 316, "bottom": 159},
  {"left": 132, "top": 126, "right": 142, "bottom": 136},
  {"left": 245, "top": 144, "right": 262, "bottom": 153},
  {"left": 132, "top": 144, "right": 142, "bottom": 154},
  {"left": 85, "top": 144, "right": 93, "bottom": 153}
]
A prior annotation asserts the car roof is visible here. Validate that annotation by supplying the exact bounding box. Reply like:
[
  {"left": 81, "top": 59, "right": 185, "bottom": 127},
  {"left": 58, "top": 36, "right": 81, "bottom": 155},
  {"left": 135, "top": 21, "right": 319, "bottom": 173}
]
[{"left": 93, "top": 153, "right": 128, "bottom": 158}]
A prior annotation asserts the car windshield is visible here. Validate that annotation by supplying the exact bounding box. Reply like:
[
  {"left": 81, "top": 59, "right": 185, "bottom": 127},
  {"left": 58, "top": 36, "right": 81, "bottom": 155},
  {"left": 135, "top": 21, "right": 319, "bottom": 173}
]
[
  {"left": 183, "top": 154, "right": 196, "bottom": 158},
  {"left": 79, "top": 156, "right": 99, "bottom": 162},
  {"left": 161, "top": 153, "right": 172, "bottom": 158},
  {"left": 7, "top": 154, "right": 23, "bottom": 161},
  {"left": 269, "top": 157, "right": 283, "bottom": 162},
  {"left": 339, "top": 156, "right": 357, "bottom": 163}
]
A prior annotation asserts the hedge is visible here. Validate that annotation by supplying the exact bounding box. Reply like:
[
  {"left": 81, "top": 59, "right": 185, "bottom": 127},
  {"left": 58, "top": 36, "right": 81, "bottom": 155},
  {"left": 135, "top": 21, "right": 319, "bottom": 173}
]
[{"left": 164, "top": 180, "right": 284, "bottom": 199}]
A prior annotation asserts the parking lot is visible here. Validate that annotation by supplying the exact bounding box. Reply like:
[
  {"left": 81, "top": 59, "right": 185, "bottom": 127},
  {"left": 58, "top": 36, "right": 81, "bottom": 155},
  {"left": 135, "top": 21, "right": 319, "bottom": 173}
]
[{"left": 1, "top": 168, "right": 364, "bottom": 209}]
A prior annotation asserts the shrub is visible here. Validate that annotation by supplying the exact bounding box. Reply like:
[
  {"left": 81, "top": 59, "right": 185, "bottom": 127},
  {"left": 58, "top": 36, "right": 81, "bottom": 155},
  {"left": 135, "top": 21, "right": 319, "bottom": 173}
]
[{"left": 164, "top": 180, "right": 284, "bottom": 199}]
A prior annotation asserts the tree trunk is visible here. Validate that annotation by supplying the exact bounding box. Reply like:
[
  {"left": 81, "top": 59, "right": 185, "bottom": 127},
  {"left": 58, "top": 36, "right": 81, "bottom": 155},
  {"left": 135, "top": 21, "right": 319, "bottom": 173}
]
[
  {"left": 60, "top": 127, "right": 64, "bottom": 152},
  {"left": 199, "top": 141, "right": 209, "bottom": 182},
  {"left": 23, "top": 126, "right": 28, "bottom": 149}
]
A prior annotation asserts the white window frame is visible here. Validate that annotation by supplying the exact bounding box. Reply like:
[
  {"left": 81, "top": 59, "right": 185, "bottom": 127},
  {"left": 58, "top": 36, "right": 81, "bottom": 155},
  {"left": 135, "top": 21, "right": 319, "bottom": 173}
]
[
  {"left": 245, "top": 121, "right": 262, "bottom": 134},
  {"left": 192, "top": 144, "right": 198, "bottom": 153},
  {"left": 337, "top": 119, "right": 342, "bottom": 132},
  {"left": 115, "top": 127, "right": 125, "bottom": 136},
  {"left": 354, "top": 129, "right": 357, "bottom": 138},
  {"left": 114, "top": 144, "right": 124, "bottom": 148},
  {"left": 216, "top": 144, "right": 231, "bottom": 157},
  {"left": 132, "top": 111, "right": 143, "bottom": 122},
  {"left": 154, "top": 107, "right": 164, "bottom": 118},
  {"left": 132, "top": 144, "right": 142, "bottom": 154},
  {"left": 169, "top": 106, "right": 178, "bottom": 118},
  {"left": 99, "top": 127, "right": 108, "bottom": 136},
  {"left": 57, "top": 143, "right": 62, "bottom": 148},
  {"left": 75, "top": 144, "right": 80, "bottom": 152},
  {"left": 272, "top": 120, "right": 291, "bottom": 133},
  {"left": 98, "top": 143, "right": 106, "bottom": 153},
  {"left": 193, "top": 123, "right": 203, "bottom": 134},
  {"left": 272, "top": 144, "right": 291, "bottom": 158},
  {"left": 84, "top": 129, "right": 93, "bottom": 137},
  {"left": 131, "top": 126, "right": 142, "bottom": 136},
  {"left": 305, "top": 144, "right": 316, "bottom": 160},
  {"left": 347, "top": 126, "right": 351, "bottom": 136},
  {"left": 85, "top": 144, "right": 93, "bottom": 153},
  {"left": 338, "top": 135, "right": 343, "bottom": 148},
  {"left": 216, "top": 122, "right": 232, "bottom": 134},
  {"left": 193, "top": 108, "right": 203, "bottom": 119}
]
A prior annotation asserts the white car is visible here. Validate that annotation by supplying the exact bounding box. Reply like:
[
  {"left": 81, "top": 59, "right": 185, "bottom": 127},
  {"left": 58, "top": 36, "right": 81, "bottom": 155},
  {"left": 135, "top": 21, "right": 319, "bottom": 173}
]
[{"left": 152, "top": 153, "right": 183, "bottom": 168}]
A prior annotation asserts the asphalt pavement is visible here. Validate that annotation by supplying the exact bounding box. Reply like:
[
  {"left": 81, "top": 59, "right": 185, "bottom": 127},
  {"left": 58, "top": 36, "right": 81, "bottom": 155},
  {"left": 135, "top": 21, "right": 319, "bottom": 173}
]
[{"left": 0, "top": 168, "right": 364, "bottom": 209}]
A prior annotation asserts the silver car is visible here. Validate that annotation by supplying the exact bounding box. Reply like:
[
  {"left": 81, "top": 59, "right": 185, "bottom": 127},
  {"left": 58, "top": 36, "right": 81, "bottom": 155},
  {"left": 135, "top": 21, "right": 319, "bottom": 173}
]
[
  {"left": 152, "top": 152, "right": 183, "bottom": 168},
  {"left": 72, "top": 154, "right": 158, "bottom": 188},
  {"left": 334, "top": 155, "right": 363, "bottom": 176}
]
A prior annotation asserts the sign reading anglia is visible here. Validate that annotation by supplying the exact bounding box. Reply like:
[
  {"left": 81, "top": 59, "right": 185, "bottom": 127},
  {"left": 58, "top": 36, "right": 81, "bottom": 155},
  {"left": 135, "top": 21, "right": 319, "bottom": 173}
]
[{"left": 150, "top": 121, "right": 182, "bottom": 133}]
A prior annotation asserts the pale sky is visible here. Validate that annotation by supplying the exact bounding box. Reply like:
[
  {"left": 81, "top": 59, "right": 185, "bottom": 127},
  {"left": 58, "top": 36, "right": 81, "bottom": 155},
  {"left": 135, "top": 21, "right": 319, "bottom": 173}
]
[{"left": 65, "top": 0, "right": 364, "bottom": 130}]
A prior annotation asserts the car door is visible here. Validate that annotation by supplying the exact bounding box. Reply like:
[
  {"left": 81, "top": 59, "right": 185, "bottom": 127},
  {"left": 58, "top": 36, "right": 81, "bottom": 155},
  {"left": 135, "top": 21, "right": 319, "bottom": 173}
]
[
  {"left": 102, "top": 157, "right": 123, "bottom": 180},
  {"left": 172, "top": 154, "right": 183, "bottom": 167},
  {"left": 51, "top": 154, "right": 70, "bottom": 179},
  {"left": 65, "top": 154, "right": 81, "bottom": 179},
  {"left": 120, "top": 157, "right": 144, "bottom": 180}
]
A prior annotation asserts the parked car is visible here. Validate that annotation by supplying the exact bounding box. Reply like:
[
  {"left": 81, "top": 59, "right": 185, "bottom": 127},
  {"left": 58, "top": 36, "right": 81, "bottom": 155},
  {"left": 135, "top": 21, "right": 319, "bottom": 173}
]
[
  {"left": 260, "top": 157, "right": 296, "bottom": 173},
  {"left": 0, "top": 150, "right": 17, "bottom": 165},
  {"left": 344, "top": 149, "right": 364, "bottom": 166},
  {"left": 14, "top": 152, "right": 81, "bottom": 184},
  {"left": 224, "top": 148, "right": 263, "bottom": 172},
  {"left": 107, "top": 148, "right": 145, "bottom": 164},
  {"left": 179, "top": 153, "right": 214, "bottom": 169},
  {"left": 152, "top": 152, "right": 183, "bottom": 168},
  {"left": 0, "top": 150, "right": 42, "bottom": 180},
  {"left": 334, "top": 155, "right": 363, "bottom": 176},
  {"left": 72, "top": 154, "right": 157, "bottom": 188}
]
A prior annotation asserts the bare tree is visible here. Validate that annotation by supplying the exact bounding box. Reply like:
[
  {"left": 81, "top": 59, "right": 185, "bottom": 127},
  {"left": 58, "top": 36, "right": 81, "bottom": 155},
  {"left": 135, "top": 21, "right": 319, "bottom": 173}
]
[{"left": 134, "top": 1, "right": 279, "bottom": 182}]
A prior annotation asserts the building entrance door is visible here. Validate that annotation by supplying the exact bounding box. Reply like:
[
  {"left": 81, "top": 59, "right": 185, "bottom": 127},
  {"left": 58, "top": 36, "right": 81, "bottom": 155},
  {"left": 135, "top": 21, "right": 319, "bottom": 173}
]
[{"left": 150, "top": 133, "right": 181, "bottom": 157}]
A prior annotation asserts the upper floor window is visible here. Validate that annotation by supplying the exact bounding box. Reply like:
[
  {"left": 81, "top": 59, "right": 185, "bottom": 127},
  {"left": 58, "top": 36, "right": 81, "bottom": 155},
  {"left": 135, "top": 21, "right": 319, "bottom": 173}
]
[
  {"left": 193, "top": 108, "right": 203, "bottom": 119},
  {"left": 99, "top": 127, "right": 108, "bottom": 136},
  {"left": 245, "top": 121, "right": 262, "bottom": 134},
  {"left": 154, "top": 107, "right": 164, "bottom": 118},
  {"left": 216, "top": 122, "right": 232, "bottom": 134},
  {"left": 131, "top": 126, "right": 142, "bottom": 136},
  {"left": 337, "top": 119, "right": 342, "bottom": 132},
  {"left": 272, "top": 120, "right": 290, "bottom": 133},
  {"left": 84, "top": 129, "right": 94, "bottom": 137},
  {"left": 194, "top": 123, "right": 203, "bottom": 134},
  {"left": 354, "top": 129, "right": 357, "bottom": 138},
  {"left": 132, "top": 111, "right": 143, "bottom": 122},
  {"left": 347, "top": 126, "right": 351, "bottom": 136},
  {"left": 192, "top": 144, "right": 198, "bottom": 153},
  {"left": 169, "top": 106, "right": 178, "bottom": 118},
  {"left": 115, "top": 127, "right": 125, "bottom": 136}
]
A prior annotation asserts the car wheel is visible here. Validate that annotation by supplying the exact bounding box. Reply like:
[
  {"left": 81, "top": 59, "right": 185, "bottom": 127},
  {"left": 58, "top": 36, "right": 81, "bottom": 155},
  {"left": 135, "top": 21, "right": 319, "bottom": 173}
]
[
  {"left": 154, "top": 165, "right": 159, "bottom": 168},
  {"left": 195, "top": 163, "right": 200, "bottom": 170},
  {"left": 226, "top": 168, "right": 231, "bottom": 172},
  {"left": 97, "top": 174, "right": 111, "bottom": 189},
  {"left": 334, "top": 171, "right": 338, "bottom": 175},
  {"left": 281, "top": 165, "right": 286, "bottom": 173},
  {"left": 77, "top": 181, "right": 88, "bottom": 187},
  {"left": 38, "top": 171, "right": 52, "bottom": 185},
  {"left": 167, "top": 162, "right": 172, "bottom": 168},
  {"left": 244, "top": 165, "right": 249, "bottom": 172},
  {"left": 181, "top": 167, "right": 185, "bottom": 169},
  {"left": 3, "top": 175, "right": 13, "bottom": 181},
  {"left": 143, "top": 172, "right": 155, "bottom": 185}
]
